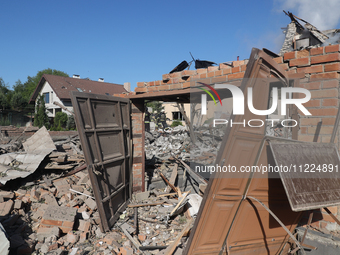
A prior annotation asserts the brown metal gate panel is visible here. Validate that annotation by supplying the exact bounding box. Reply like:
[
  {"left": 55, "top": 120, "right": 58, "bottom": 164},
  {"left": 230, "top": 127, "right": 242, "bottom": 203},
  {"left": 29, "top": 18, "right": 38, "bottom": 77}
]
[
  {"left": 71, "top": 92, "right": 132, "bottom": 232},
  {"left": 185, "top": 48, "right": 301, "bottom": 255}
]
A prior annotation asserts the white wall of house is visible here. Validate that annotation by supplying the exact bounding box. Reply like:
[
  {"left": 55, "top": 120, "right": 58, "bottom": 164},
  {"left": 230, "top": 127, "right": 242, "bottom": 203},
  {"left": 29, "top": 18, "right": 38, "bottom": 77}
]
[{"left": 38, "top": 81, "right": 73, "bottom": 117}]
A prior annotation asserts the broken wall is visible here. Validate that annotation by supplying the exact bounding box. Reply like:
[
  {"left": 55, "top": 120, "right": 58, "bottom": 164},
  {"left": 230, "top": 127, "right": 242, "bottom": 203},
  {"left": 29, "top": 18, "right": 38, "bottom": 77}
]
[{"left": 118, "top": 43, "right": 340, "bottom": 234}]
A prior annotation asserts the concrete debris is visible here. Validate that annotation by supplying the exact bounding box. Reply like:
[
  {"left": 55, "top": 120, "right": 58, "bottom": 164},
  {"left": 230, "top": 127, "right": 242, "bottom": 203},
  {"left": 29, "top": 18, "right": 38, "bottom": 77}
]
[
  {"left": 0, "top": 126, "right": 201, "bottom": 255},
  {"left": 145, "top": 126, "right": 191, "bottom": 161}
]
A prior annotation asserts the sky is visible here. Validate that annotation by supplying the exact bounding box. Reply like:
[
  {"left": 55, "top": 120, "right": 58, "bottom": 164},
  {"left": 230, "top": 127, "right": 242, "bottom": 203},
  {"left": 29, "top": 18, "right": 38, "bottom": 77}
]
[{"left": 1, "top": 0, "right": 340, "bottom": 92}]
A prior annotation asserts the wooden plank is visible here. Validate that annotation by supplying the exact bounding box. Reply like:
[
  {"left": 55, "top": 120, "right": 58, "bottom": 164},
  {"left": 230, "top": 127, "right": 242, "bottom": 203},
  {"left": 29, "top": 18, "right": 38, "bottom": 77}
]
[
  {"left": 165, "top": 164, "right": 178, "bottom": 193},
  {"left": 159, "top": 173, "right": 177, "bottom": 193},
  {"left": 128, "top": 202, "right": 165, "bottom": 208},
  {"left": 170, "top": 191, "right": 190, "bottom": 216}
]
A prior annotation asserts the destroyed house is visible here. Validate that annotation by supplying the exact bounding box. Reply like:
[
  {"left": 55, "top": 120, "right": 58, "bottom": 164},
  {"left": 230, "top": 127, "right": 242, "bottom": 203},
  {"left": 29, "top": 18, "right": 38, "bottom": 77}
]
[
  {"left": 4, "top": 13, "right": 340, "bottom": 255},
  {"left": 28, "top": 74, "right": 127, "bottom": 117}
]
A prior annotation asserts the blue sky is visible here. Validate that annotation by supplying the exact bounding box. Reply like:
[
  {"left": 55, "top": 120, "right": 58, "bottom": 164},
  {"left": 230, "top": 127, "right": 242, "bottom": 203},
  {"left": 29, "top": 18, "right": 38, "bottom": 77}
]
[{"left": 1, "top": 0, "right": 340, "bottom": 91}]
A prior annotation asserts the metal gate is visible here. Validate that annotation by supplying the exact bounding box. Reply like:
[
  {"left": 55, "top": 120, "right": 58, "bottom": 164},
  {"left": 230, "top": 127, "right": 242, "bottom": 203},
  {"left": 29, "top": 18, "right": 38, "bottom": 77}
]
[{"left": 71, "top": 92, "right": 132, "bottom": 232}]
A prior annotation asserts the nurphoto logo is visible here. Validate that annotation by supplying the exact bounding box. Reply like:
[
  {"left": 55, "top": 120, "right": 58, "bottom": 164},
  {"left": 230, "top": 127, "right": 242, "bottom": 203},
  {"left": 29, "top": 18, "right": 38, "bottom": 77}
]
[{"left": 198, "top": 82, "right": 312, "bottom": 128}]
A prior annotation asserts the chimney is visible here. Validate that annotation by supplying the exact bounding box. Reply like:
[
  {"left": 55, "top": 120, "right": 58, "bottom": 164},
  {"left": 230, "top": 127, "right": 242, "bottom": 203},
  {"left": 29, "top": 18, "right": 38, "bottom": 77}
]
[
  {"left": 124, "top": 82, "right": 131, "bottom": 92},
  {"left": 73, "top": 74, "right": 80, "bottom": 79},
  {"left": 98, "top": 78, "right": 104, "bottom": 82}
]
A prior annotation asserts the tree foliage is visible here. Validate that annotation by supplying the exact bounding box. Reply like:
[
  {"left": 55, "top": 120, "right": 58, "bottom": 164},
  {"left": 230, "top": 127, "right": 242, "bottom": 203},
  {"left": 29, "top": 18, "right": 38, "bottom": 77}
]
[
  {"left": 34, "top": 94, "right": 49, "bottom": 128},
  {"left": 23, "top": 68, "right": 69, "bottom": 100},
  {"left": 54, "top": 112, "right": 68, "bottom": 129}
]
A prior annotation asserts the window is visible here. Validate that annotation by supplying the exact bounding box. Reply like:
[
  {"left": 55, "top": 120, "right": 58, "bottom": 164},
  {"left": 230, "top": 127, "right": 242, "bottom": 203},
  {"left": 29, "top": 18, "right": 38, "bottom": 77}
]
[
  {"left": 43, "top": 92, "right": 49, "bottom": 104},
  {"left": 172, "top": 111, "right": 183, "bottom": 120}
]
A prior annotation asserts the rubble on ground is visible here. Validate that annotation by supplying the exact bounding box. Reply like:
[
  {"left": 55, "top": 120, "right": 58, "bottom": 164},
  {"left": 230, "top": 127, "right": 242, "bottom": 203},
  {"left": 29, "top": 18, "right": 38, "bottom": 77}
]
[{"left": 0, "top": 127, "right": 202, "bottom": 255}]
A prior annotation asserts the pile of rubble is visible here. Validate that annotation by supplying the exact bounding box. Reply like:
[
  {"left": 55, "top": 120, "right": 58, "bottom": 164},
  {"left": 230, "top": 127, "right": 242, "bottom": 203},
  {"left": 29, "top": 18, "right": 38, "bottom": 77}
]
[
  {"left": 0, "top": 127, "right": 204, "bottom": 255},
  {"left": 145, "top": 126, "right": 191, "bottom": 161}
]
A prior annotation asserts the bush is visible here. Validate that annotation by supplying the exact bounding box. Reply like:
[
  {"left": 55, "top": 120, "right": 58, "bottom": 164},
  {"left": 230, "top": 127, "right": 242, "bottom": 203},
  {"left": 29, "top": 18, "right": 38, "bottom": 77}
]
[
  {"left": 34, "top": 94, "right": 50, "bottom": 128},
  {"left": 171, "top": 120, "right": 183, "bottom": 127},
  {"left": 54, "top": 112, "right": 68, "bottom": 129},
  {"left": 66, "top": 114, "right": 76, "bottom": 130}
]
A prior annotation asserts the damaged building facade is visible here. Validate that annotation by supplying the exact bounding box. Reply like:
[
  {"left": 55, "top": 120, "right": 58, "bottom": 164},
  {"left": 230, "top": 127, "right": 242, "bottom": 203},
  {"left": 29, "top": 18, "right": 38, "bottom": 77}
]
[{"left": 114, "top": 30, "right": 340, "bottom": 253}]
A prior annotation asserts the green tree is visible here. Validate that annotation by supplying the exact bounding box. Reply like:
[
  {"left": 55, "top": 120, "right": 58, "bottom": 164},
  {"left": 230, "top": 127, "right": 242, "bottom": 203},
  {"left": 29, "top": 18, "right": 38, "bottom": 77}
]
[
  {"left": 0, "top": 78, "right": 12, "bottom": 111},
  {"left": 53, "top": 112, "right": 68, "bottom": 129},
  {"left": 34, "top": 94, "right": 50, "bottom": 128},
  {"left": 66, "top": 114, "right": 76, "bottom": 130},
  {"left": 23, "top": 69, "right": 69, "bottom": 100}
]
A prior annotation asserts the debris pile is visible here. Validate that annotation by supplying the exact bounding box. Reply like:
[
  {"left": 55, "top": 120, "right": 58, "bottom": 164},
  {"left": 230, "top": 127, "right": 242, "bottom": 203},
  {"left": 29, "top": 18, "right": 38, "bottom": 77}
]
[
  {"left": 0, "top": 126, "right": 204, "bottom": 255},
  {"left": 145, "top": 126, "right": 191, "bottom": 161}
]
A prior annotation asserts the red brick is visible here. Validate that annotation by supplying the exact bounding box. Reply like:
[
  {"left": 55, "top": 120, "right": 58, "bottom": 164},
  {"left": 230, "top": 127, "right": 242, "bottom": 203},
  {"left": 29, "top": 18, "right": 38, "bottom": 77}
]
[
  {"left": 199, "top": 73, "right": 207, "bottom": 78},
  {"left": 300, "top": 127, "right": 307, "bottom": 134},
  {"left": 279, "top": 63, "right": 289, "bottom": 70},
  {"left": 304, "top": 99, "right": 320, "bottom": 107},
  {"left": 240, "top": 65, "right": 247, "bottom": 71},
  {"left": 41, "top": 219, "right": 63, "bottom": 226},
  {"left": 324, "top": 62, "right": 340, "bottom": 72},
  {"left": 136, "top": 82, "right": 145, "bottom": 88},
  {"left": 196, "top": 69, "right": 207, "bottom": 74},
  {"left": 296, "top": 49, "right": 310, "bottom": 58},
  {"left": 232, "top": 66, "right": 240, "bottom": 73},
  {"left": 284, "top": 51, "right": 296, "bottom": 61},
  {"left": 62, "top": 220, "right": 74, "bottom": 228},
  {"left": 222, "top": 68, "right": 232, "bottom": 75},
  {"left": 323, "top": 80, "right": 339, "bottom": 88},
  {"left": 219, "top": 63, "right": 231, "bottom": 69},
  {"left": 323, "top": 98, "right": 338, "bottom": 106},
  {"left": 148, "top": 86, "right": 159, "bottom": 92},
  {"left": 287, "top": 69, "right": 296, "bottom": 74},
  {"left": 207, "top": 71, "right": 215, "bottom": 77},
  {"left": 148, "top": 81, "right": 155, "bottom": 86},
  {"left": 273, "top": 57, "right": 283, "bottom": 64},
  {"left": 169, "top": 83, "right": 183, "bottom": 90},
  {"left": 289, "top": 57, "right": 310, "bottom": 67},
  {"left": 311, "top": 53, "right": 340, "bottom": 64},
  {"left": 311, "top": 88, "right": 338, "bottom": 98},
  {"left": 134, "top": 87, "right": 147, "bottom": 93},
  {"left": 311, "top": 72, "right": 340, "bottom": 80},
  {"left": 308, "top": 126, "right": 333, "bottom": 135},
  {"left": 325, "top": 44, "right": 340, "bottom": 53},
  {"left": 310, "top": 47, "right": 324, "bottom": 55},
  {"left": 300, "top": 118, "right": 321, "bottom": 126},
  {"left": 211, "top": 76, "right": 227, "bottom": 84},
  {"left": 228, "top": 72, "right": 244, "bottom": 80},
  {"left": 232, "top": 60, "right": 245, "bottom": 67},
  {"left": 183, "top": 82, "right": 191, "bottom": 88},
  {"left": 302, "top": 81, "right": 321, "bottom": 90},
  {"left": 208, "top": 66, "right": 218, "bottom": 72},
  {"left": 215, "top": 70, "right": 222, "bottom": 76},
  {"left": 322, "top": 117, "right": 336, "bottom": 125},
  {"left": 159, "top": 84, "right": 171, "bottom": 91},
  {"left": 155, "top": 80, "right": 161, "bottom": 86},
  {"left": 297, "top": 65, "right": 323, "bottom": 74},
  {"left": 321, "top": 136, "right": 333, "bottom": 143},
  {"left": 308, "top": 108, "right": 338, "bottom": 116},
  {"left": 298, "top": 135, "right": 315, "bottom": 142}
]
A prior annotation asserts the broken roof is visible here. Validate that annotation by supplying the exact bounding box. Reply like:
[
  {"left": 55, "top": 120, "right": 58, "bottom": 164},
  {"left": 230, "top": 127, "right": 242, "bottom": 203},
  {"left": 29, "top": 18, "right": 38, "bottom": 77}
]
[
  {"left": 279, "top": 11, "right": 340, "bottom": 55},
  {"left": 29, "top": 74, "right": 127, "bottom": 104}
]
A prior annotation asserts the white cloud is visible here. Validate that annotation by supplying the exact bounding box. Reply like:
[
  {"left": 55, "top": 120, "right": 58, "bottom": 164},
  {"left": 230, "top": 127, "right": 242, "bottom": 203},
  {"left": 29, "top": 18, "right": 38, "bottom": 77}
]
[{"left": 278, "top": 0, "right": 340, "bottom": 30}]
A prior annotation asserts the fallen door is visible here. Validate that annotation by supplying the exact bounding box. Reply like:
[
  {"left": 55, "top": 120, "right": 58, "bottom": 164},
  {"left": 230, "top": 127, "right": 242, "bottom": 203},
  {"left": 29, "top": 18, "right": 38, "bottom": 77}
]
[{"left": 71, "top": 92, "right": 132, "bottom": 232}]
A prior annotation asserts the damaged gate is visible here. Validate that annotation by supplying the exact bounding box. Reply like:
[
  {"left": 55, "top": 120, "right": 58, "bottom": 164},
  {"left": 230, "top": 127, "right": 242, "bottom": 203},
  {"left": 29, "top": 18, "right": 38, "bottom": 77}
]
[{"left": 71, "top": 92, "right": 132, "bottom": 232}]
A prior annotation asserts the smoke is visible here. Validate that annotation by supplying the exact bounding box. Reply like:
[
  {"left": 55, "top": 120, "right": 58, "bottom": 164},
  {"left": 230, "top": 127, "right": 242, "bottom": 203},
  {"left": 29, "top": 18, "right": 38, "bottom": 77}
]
[{"left": 279, "top": 0, "right": 340, "bottom": 30}]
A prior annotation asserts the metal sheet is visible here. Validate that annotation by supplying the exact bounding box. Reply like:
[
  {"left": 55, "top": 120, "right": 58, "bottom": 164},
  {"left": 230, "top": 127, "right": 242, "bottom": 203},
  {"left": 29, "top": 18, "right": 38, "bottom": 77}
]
[
  {"left": 71, "top": 92, "right": 132, "bottom": 232},
  {"left": 270, "top": 142, "right": 340, "bottom": 211},
  {"left": 185, "top": 48, "right": 302, "bottom": 255}
]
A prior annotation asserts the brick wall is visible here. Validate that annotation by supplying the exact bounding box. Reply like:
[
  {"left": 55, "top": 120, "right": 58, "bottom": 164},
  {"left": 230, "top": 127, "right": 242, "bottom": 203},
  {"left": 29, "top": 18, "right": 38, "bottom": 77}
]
[
  {"left": 131, "top": 100, "right": 145, "bottom": 192},
  {"left": 129, "top": 45, "right": 340, "bottom": 232}
]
